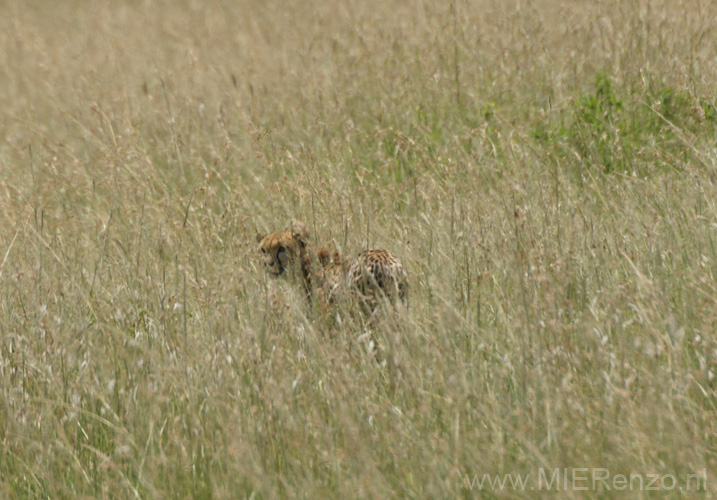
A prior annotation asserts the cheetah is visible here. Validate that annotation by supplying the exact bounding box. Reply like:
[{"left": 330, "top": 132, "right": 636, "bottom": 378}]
[
  {"left": 346, "top": 249, "right": 408, "bottom": 313},
  {"left": 256, "top": 222, "right": 350, "bottom": 303},
  {"left": 256, "top": 222, "right": 408, "bottom": 314},
  {"left": 255, "top": 221, "right": 309, "bottom": 279}
]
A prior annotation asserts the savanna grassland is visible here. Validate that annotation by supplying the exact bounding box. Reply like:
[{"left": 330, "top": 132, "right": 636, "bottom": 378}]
[{"left": 1, "top": 0, "right": 717, "bottom": 498}]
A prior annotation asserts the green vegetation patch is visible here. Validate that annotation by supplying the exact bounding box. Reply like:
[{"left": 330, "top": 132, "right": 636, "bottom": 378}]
[{"left": 534, "top": 70, "right": 717, "bottom": 174}]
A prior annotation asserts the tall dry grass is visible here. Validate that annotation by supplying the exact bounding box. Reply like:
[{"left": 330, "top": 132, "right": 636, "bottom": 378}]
[{"left": 1, "top": 0, "right": 716, "bottom": 498}]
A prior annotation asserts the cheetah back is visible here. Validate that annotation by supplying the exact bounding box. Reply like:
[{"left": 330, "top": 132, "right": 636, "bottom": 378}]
[{"left": 347, "top": 249, "right": 407, "bottom": 306}]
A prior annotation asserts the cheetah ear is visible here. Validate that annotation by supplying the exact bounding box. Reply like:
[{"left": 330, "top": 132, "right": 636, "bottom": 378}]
[
  {"left": 316, "top": 247, "right": 330, "bottom": 266},
  {"left": 290, "top": 221, "right": 309, "bottom": 248},
  {"left": 331, "top": 250, "right": 342, "bottom": 264},
  {"left": 255, "top": 233, "right": 265, "bottom": 244}
]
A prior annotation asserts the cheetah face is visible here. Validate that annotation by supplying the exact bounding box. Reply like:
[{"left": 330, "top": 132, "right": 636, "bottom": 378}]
[{"left": 256, "top": 223, "right": 308, "bottom": 277}]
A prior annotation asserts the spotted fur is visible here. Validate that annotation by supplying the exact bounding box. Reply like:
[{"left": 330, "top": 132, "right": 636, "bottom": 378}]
[
  {"left": 255, "top": 222, "right": 309, "bottom": 278},
  {"left": 347, "top": 249, "right": 408, "bottom": 311},
  {"left": 256, "top": 222, "right": 349, "bottom": 302},
  {"left": 257, "top": 223, "right": 407, "bottom": 315}
]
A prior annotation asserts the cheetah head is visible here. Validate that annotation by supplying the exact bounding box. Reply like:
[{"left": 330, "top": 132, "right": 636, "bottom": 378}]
[{"left": 256, "top": 222, "right": 309, "bottom": 276}]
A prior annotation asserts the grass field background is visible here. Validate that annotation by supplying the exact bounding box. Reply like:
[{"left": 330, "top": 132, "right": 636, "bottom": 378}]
[{"left": 1, "top": 0, "right": 716, "bottom": 497}]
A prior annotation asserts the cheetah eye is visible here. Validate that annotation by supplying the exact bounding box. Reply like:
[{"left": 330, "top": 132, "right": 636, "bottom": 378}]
[
  {"left": 261, "top": 248, "right": 267, "bottom": 254},
  {"left": 277, "top": 245, "right": 285, "bottom": 254}
]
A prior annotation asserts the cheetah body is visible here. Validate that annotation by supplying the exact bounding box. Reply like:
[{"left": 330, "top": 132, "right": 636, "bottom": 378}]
[
  {"left": 256, "top": 223, "right": 407, "bottom": 310},
  {"left": 346, "top": 249, "right": 408, "bottom": 309}
]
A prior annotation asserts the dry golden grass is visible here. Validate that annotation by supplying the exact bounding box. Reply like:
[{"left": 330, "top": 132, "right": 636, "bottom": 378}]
[{"left": 1, "top": 0, "right": 717, "bottom": 498}]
